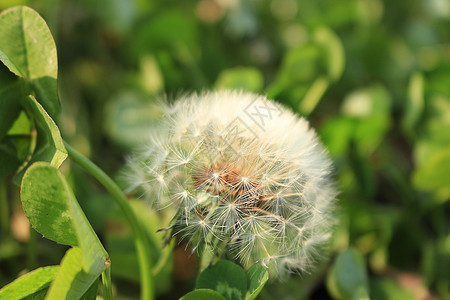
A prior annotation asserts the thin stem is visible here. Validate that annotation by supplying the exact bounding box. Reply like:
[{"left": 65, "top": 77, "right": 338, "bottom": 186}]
[
  {"left": 102, "top": 264, "right": 113, "bottom": 300},
  {"left": 0, "top": 177, "right": 9, "bottom": 234},
  {"left": 63, "top": 141, "right": 154, "bottom": 300},
  {"left": 28, "top": 225, "right": 37, "bottom": 269}
]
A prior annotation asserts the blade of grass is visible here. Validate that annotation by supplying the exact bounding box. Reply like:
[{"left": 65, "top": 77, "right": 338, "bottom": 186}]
[{"left": 63, "top": 141, "right": 154, "bottom": 300}]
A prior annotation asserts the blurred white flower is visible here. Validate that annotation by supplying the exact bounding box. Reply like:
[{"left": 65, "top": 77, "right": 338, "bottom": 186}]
[{"left": 126, "top": 90, "right": 336, "bottom": 275}]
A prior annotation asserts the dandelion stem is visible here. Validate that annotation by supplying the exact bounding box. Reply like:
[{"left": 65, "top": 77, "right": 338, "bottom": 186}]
[{"left": 63, "top": 141, "right": 154, "bottom": 300}]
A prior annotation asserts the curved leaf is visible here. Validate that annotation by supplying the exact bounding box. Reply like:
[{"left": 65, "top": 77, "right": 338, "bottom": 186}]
[
  {"left": 14, "top": 95, "right": 67, "bottom": 184},
  {"left": 21, "top": 162, "right": 108, "bottom": 274},
  {"left": 0, "top": 6, "right": 59, "bottom": 117},
  {"left": 196, "top": 260, "right": 247, "bottom": 300},
  {"left": 245, "top": 264, "right": 269, "bottom": 300},
  {"left": 0, "top": 266, "right": 58, "bottom": 299},
  {"left": 46, "top": 247, "right": 101, "bottom": 300}
]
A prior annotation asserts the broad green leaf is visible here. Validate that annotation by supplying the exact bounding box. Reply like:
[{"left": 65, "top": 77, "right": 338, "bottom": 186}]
[
  {"left": 326, "top": 248, "right": 369, "bottom": 300},
  {"left": 21, "top": 162, "right": 77, "bottom": 245},
  {"left": 14, "top": 95, "right": 67, "bottom": 184},
  {"left": 21, "top": 162, "right": 108, "bottom": 274},
  {"left": 46, "top": 247, "right": 101, "bottom": 300},
  {"left": 0, "top": 6, "right": 60, "bottom": 117},
  {"left": 0, "top": 266, "right": 58, "bottom": 299},
  {"left": 196, "top": 260, "right": 247, "bottom": 300},
  {"left": 215, "top": 67, "right": 264, "bottom": 92},
  {"left": 180, "top": 289, "right": 227, "bottom": 300},
  {"left": 245, "top": 264, "right": 269, "bottom": 300}
]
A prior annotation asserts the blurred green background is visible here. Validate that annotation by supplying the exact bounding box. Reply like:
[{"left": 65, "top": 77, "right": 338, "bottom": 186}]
[{"left": 0, "top": 0, "right": 449, "bottom": 299}]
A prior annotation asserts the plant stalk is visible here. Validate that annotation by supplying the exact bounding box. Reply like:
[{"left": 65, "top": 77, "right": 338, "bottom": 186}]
[
  {"left": 63, "top": 141, "right": 154, "bottom": 300},
  {"left": 0, "top": 177, "right": 8, "bottom": 234},
  {"left": 102, "top": 265, "right": 113, "bottom": 300}
]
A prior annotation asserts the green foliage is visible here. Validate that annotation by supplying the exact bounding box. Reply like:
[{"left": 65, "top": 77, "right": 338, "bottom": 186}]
[
  {"left": 0, "top": 0, "right": 449, "bottom": 299},
  {"left": 0, "top": 266, "right": 58, "bottom": 299},
  {"left": 45, "top": 247, "right": 101, "bottom": 300},
  {"left": 327, "top": 248, "right": 369, "bottom": 300},
  {"left": 192, "top": 260, "right": 269, "bottom": 300},
  {"left": 21, "top": 162, "right": 108, "bottom": 274},
  {"left": 0, "top": 6, "right": 59, "bottom": 118}
]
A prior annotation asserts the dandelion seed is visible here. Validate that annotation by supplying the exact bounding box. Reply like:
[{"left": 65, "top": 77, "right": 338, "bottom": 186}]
[{"left": 126, "top": 90, "right": 337, "bottom": 277}]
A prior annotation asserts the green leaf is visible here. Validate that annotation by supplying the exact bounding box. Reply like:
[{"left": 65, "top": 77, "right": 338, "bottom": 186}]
[
  {"left": 0, "top": 6, "right": 60, "bottom": 117},
  {"left": 326, "top": 248, "right": 369, "bottom": 300},
  {"left": 81, "top": 277, "right": 99, "bottom": 300},
  {"left": 245, "top": 264, "right": 269, "bottom": 300},
  {"left": 21, "top": 162, "right": 108, "bottom": 274},
  {"left": 180, "top": 289, "right": 227, "bottom": 300},
  {"left": 45, "top": 247, "right": 101, "bottom": 300},
  {"left": 413, "top": 147, "right": 450, "bottom": 204},
  {"left": 20, "top": 162, "right": 77, "bottom": 245},
  {"left": 0, "top": 81, "right": 22, "bottom": 141},
  {"left": 215, "top": 67, "right": 264, "bottom": 92},
  {"left": 14, "top": 95, "right": 67, "bottom": 184},
  {"left": 196, "top": 260, "right": 247, "bottom": 300},
  {"left": 0, "top": 266, "right": 58, "bottom": 299}
]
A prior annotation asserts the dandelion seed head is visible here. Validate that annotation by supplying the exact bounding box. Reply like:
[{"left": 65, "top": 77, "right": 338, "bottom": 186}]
[{"left": 126, "top": 90, "right": 337, "bottom": 277}]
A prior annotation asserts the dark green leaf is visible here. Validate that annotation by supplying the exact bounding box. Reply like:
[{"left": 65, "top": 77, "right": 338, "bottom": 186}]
[
  {"left": 0, "top": 81, "right": 22, "bottom": 141},
  {"left": 245, "top": 264, "right": 269, "bottom": 300},
  {"left": 0, "top": 266, "right": 58, "bottom": 299},
  {"left": 14, "top": 95, "right": 67, "bottom": 184},
  {"left": 0, "top": 6, "right": 59, "bottom": 117},
  {"left": 180, "top": 289, "right": 227, "bottom": 300},
  {"left": 196, "top": 260, "right": 247, "bottom": 300},
  {"left": 81, "top": 277, "right": 99, "bottom": 300}
]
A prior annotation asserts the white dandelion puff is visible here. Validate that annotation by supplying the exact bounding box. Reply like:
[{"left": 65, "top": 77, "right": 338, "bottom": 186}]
[{"left": 126, "top": 90, "right": 337, "bottom": 276}]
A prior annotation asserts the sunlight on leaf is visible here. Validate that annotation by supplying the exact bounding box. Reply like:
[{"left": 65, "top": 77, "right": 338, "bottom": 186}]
[
  {"left": 0, "top": 6, "right": 59, "bottom": 117},
  {"left": 0, "top": 266, "right": 58, "bottom": 299}
]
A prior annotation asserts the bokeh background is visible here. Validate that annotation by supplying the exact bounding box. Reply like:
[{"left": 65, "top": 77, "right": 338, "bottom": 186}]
[{"left": 0, "top": 0, "right": 449, "bottom": 299}]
